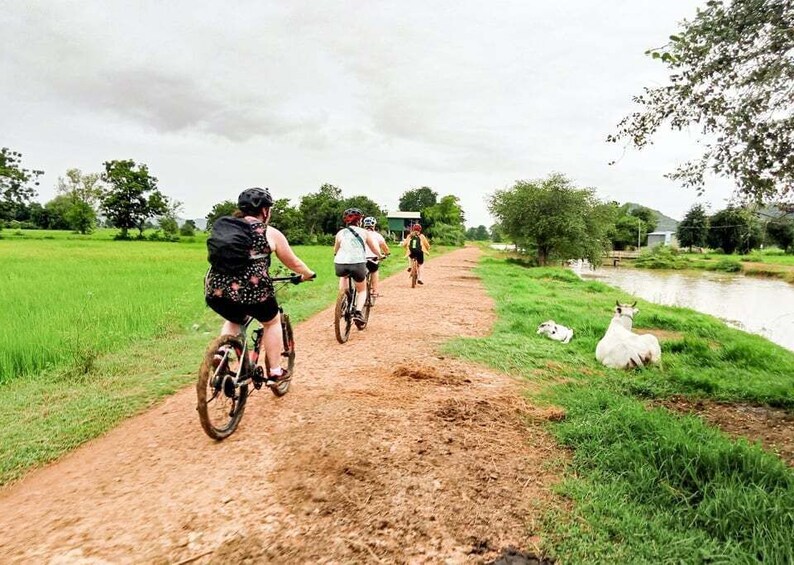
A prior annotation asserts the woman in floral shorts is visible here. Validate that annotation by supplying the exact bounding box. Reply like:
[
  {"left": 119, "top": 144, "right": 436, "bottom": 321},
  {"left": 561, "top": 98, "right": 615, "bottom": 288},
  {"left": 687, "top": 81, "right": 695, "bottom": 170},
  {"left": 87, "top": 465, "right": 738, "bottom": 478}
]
[{"left": 205, "top": 187, "right": 315, "bottom": 382}]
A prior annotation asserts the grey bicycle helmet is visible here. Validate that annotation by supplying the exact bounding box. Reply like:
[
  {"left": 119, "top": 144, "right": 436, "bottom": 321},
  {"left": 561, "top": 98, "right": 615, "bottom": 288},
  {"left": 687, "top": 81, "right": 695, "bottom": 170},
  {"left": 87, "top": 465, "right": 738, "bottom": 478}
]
[
  {"left": 238, "top": 187, "right": 274, "bottom": 214},
  {"left": 362, "top": 216, "right": 377, "bottom": 228},
  {"left": 343, "top": 208, "right": 363, "bottom": 224}
]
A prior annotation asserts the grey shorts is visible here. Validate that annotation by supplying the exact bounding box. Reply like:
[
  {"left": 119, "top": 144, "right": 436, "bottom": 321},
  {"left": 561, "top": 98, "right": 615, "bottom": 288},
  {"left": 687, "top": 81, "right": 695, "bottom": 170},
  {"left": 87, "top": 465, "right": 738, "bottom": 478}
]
[{"left": 335, "top": 262, "right": 368, "bottom": 283}]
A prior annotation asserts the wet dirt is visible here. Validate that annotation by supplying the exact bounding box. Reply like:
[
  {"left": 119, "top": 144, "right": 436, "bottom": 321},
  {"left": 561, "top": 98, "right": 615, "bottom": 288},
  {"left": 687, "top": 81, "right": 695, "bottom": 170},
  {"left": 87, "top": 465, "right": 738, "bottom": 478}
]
[
  {"left": 658, "top": 396, "right": 794, "bottom": 466},
  {"left": 0, "top": 247, "right": 563, "bottom": 563}
]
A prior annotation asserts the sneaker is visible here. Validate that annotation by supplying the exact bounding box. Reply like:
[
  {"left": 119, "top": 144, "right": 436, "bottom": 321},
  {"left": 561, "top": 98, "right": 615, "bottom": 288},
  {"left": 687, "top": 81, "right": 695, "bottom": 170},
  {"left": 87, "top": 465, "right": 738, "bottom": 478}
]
[
  {"left": 406, "top": 268, "right": 411, "bottom": 273},
  {"left": 353, "top": 310, "right": 366, "bottom": 329},
  {"left": 268, "top": 368, "right": 291, "bottom": 383},
  {"left": 417, "top": 280, "right": 424, "bottom": 285}
]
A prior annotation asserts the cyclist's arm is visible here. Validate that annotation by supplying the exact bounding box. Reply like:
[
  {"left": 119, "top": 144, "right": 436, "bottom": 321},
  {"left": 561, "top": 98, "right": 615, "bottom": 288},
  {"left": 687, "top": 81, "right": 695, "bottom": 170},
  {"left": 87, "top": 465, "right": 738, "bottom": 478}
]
[
  {"left": 379, "top": 237, "right": 390, "bottom": 256},
  {"left": 267, "top": 227, "right": 315, "bottom": 280},
  {"left": 333, "top": 232, "right": 341, "bottom": 254}
]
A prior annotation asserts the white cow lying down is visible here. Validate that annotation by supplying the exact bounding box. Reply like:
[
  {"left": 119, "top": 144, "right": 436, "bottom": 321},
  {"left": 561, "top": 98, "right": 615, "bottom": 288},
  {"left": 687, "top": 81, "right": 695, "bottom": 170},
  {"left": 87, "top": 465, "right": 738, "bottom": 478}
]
[{"left": 596, "top": 302, "right": 661, "bottom": 369}]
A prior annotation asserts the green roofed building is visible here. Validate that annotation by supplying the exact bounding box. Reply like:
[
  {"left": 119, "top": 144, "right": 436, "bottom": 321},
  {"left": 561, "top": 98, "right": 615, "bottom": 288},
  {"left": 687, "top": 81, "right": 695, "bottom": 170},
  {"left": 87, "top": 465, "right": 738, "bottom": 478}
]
[{"left": 387, "top": 211, "right": 421, "bottom": 239}]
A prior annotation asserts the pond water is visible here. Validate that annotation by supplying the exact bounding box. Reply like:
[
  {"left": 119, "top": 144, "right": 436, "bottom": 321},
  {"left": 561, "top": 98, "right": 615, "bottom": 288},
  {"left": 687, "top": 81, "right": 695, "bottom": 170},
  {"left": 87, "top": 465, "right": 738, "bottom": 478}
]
[{"left": 571, "top": 262, "right": 794, "bottom": 352}]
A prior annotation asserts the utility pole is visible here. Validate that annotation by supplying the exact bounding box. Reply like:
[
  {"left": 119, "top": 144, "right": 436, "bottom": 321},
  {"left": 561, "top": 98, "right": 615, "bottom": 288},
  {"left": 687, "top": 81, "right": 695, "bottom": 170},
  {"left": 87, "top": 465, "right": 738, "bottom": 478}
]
[{"left": 637, "top": 217, "right": 641, "bottom": 249}]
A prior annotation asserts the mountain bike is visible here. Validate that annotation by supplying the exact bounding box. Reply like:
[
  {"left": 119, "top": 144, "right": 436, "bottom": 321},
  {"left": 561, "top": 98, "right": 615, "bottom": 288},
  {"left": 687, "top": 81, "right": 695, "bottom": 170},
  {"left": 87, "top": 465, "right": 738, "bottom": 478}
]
[
  {"left": 362, "top": 255, "right": 387, "bottom": 322},
  {"left": 196, "top": 274, "right": 310, "bottom": 440},
  {"left": 409, "top": 256, "right": 419, "bottom": 288},
  {"left": 335, "top": 274, "right": 367, "bottom": 344}
]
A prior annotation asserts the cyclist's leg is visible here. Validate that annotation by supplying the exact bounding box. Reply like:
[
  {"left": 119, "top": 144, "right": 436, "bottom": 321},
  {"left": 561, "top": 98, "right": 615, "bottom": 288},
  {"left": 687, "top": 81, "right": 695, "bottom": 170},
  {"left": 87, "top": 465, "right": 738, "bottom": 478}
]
[
  {"left": 251, "top": 298, "right": 283, "bottom": 377},
  {"left": 417, "top": 252, "right": 425, "bottom": 282},
  {"left": 371, "top": 270, "right": 380, "bottom": 295},
  {"left": 351, "top": 263, "right": 368, "bottom": 312}
]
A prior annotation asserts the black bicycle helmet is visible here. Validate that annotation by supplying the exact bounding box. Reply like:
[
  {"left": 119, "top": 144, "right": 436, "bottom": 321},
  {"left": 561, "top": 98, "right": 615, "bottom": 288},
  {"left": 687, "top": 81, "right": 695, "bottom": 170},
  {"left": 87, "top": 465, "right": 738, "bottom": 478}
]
[{"left": 238, "top": 187, "right": 274, "bottom": 214}]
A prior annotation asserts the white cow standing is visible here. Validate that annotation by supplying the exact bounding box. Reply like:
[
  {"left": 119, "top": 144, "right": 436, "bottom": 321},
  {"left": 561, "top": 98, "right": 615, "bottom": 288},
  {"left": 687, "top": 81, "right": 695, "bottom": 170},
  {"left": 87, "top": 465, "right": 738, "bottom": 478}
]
[{"left": 596, "top": 301, "right": 662, "bottom": 369}]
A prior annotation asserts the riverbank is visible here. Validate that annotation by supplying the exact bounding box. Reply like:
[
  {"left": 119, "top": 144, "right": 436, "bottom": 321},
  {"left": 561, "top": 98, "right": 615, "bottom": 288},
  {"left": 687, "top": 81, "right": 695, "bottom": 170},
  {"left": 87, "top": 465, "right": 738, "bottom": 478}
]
[
  {"left": 447, "top": 256, "right": 794, "bottom": 562},
  {"left": 629, "top": 246, "right": 794, "bottom": 283}
]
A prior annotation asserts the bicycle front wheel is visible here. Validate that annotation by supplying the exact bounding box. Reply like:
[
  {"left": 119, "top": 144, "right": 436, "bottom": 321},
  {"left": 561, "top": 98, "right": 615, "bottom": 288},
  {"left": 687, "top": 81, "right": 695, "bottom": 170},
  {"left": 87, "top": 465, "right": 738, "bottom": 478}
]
[
  {"left": 334, "top": 289, "right": 353, "bottom": 344},
  {"left": 196, "top": 334, "right": 249, "bottom": 440},
  {"left": 268, "top": 313, "right": 295, "bottom": 397}
]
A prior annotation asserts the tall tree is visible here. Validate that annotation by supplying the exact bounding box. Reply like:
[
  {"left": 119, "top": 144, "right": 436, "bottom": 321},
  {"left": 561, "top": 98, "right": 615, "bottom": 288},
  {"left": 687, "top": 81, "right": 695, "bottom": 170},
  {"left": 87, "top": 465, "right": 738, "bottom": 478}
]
[
  {"left": 707, "top": 206, "right": 762, "bottom": 254},
  {"left": 677, "top": 203, "right": 710, "bottom": 251},
  {"left": 398, "top": 187, "right": 438, "bottom": 212},
  {"left": 299, "top": 183, "right": 343, "bottom": 235},
  {"left": 270, "top": 198, "right": 307, "bottom": 243},
  {"left": 205, "top": 200, "right": 237, "bottom": 230},
  {"left": 609, "top": 204, "right": 658, "bottom": 250},
  {"left": 610, "top": 0, "right": 794, "bottom": 203},
  {"left": 489, "top": 173, "right": 616, "bottom": 265},
  {"left": 100, "top": 159, "right": 168, "bottom": 239},
  {"left": 766, "top": 215, "right": 794, "bottom": 253},
  {"left": 0, "top": 148, "right": 43, "bottom": 223},
  {"left": 56, "top": 169, "right": 103, "bottom": 234}
]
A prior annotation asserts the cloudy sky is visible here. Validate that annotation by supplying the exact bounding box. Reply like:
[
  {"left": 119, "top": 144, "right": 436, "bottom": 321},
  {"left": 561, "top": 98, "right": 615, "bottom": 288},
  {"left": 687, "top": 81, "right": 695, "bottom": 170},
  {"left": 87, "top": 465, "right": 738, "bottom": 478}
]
[{"left": 1, "top": 0, "right": 731, "bottom": 227}]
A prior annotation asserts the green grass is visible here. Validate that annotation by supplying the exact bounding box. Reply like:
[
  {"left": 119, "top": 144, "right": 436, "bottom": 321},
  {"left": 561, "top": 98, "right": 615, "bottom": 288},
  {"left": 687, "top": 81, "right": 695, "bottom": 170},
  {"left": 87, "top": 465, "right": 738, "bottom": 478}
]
[
  {"left": 446, "top": 257, "right": 794, "bottom": 563},
  {"left": 0, "top": 235, "right": 437, "bottom": 484}
]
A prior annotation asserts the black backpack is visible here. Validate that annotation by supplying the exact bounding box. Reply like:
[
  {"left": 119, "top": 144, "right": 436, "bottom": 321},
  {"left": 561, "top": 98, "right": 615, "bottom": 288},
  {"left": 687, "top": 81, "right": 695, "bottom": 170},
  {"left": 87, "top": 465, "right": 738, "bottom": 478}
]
[
  {"left": 207, "top": 217, "right": 257, "bottom": 275},
  {"left": 409, "top": 233, "right": 422, "bottom": 251}
]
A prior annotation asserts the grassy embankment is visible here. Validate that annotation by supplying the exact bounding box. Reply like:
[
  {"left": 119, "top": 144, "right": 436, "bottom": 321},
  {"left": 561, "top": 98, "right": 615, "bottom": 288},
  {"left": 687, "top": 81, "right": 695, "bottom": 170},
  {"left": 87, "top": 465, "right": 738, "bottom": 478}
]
[
  {"left": 446, "top": 256, "right": 794, "bottom": 563},
  {"left": 631, "top": 246, "right": 794, "bottom": 283},
  {"left": 0, "top": 235, "right": 431, "bottom": 485}
]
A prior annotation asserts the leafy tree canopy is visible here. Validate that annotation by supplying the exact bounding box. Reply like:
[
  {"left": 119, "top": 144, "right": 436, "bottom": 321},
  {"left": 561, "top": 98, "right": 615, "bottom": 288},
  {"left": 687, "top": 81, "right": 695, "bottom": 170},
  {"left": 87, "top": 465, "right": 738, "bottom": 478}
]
[
  {"left": 206, "top": 200, "right": 237, "bottom": 230},
  {"left": 466, "top": 225, "right": 490, "bottom": 241},
  {"left": 299, "top": 183, "right": 344, "bottom": 235},
  {"left": 707, "top": 206, "right": 762, "bottom": 254},
  {"left": 609, "top": 203, "right": 659, "bottom": 250},
  {"left": 489, "top": 173, "right": 616, "bottom": 265},
  {"left": 677, "top": 203, "right": 710, "bottom": 250},
  {"left": 57, "top": 169, "right": 103, "bottom": 208},
  {"left": 399, "top": 187, "right": 438, "bottom": 212},
  {"left": 610, "top": 0, "right": 794, "bottom": 203},
  {"left": 765, "top": 212, "right": 794, "bottom": 253},
  {"left": 100, "top": 159, "right": 168, "bottom": 239},
  {"left": 1, "top": 148, "right": 43, "bottom": 222}
]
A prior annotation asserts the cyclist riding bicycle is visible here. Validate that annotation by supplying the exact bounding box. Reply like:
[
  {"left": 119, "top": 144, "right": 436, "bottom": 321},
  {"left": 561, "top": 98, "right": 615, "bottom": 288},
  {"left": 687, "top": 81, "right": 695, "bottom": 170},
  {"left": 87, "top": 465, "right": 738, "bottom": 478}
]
[
  {"left": 205, "top": 187, "right": 315, "bottom": 383},
  {"left": 401, "top": 224, "right": 431, "bottom": 285},
  {"left": 362, "top": 216, "right": 390, "bottom": 298},
  {"left": 334, "top": 208, "right": 382, "bottom": 325}
]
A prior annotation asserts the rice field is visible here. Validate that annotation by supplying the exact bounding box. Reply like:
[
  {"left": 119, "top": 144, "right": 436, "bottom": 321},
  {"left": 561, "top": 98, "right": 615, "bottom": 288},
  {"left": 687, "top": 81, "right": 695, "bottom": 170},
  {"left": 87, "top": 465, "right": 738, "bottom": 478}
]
[{"left": 0, "top": 237, "right": 376, "bottom": 384}]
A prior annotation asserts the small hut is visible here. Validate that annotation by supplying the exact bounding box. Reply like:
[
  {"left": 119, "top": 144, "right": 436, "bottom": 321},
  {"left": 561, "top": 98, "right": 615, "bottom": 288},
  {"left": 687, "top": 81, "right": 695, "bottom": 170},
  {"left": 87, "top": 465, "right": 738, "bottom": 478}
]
[{"left": 387, "top": 211, "right": 421, "bottom": 240}]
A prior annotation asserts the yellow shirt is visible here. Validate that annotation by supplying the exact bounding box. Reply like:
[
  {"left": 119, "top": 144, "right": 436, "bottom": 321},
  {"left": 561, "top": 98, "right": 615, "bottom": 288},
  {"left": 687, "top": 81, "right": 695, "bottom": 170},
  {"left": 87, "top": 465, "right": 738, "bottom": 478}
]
[{"left": 401, "top": 233, "right": 430, "bottom": 256}]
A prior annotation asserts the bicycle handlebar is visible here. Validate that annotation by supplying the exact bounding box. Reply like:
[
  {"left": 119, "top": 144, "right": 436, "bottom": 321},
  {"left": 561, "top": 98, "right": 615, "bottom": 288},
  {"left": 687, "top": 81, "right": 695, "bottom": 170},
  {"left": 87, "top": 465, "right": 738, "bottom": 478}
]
[{"left": 271, "top": 273, "right": 316, "bottom": 285}]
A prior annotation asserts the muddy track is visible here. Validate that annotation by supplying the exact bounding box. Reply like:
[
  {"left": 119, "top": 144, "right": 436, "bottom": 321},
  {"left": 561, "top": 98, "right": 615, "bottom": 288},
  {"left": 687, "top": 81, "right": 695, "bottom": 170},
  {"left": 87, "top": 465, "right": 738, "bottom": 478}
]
[{"left": 0, "top": 247, "right": 561, "bottom": 564}]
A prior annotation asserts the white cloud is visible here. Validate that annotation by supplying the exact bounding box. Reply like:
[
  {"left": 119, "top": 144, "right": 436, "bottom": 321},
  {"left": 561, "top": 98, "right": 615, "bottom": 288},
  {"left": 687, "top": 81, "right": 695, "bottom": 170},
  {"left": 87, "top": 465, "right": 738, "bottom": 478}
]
[{"left": 1, "top": 0, "right": 731, "bottom": 226}]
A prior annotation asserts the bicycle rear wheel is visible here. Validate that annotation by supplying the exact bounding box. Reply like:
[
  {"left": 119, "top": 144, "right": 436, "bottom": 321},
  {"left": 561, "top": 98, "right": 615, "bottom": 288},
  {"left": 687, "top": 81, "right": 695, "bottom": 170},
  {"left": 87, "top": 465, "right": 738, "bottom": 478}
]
[
  {"left": 361, "top": 276, "right": 372, "bottom": 328},
  {"left": 334, "top": 289, "right": 353, "bottom": 343},
  {"left": 411, "top": 260, "right": 418, "bottom": 288},
  {"left": 196, "top": 334, "right": 249, "bottom": 440},
  {"left": 268, "top": 313, "right": 295, "bottom": 397}
]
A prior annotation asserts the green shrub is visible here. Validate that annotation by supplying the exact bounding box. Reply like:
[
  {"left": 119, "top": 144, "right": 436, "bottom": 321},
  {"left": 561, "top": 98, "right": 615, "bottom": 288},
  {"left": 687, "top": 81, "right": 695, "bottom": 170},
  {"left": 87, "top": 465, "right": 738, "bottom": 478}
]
[
  {"left": 707, "top": 259, "right": 742, "bottom": 272},
  {"left": 634, "top": 246, "right": 690, "bottom": 269}
]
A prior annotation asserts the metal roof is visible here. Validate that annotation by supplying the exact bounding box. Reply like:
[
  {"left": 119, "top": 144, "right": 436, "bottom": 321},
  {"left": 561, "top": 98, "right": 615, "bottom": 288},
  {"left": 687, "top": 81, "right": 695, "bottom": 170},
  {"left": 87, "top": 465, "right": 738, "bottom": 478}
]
[{"left": 387, "top": 211, "right": 421, "bottom": 219}]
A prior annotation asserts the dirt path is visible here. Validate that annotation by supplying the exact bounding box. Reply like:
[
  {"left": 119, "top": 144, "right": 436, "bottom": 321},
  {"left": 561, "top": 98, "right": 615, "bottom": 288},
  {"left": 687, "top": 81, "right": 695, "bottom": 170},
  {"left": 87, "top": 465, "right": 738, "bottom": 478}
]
[{"left": 0, "top": 247, "right": 561, "bottom": 564}]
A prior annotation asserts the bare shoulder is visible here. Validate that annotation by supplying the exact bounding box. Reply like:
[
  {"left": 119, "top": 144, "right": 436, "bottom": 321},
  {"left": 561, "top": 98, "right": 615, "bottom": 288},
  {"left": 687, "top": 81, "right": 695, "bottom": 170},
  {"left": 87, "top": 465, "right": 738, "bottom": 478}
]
[{"left": 266, "top": 225, "right": 287, "bottom": 248}]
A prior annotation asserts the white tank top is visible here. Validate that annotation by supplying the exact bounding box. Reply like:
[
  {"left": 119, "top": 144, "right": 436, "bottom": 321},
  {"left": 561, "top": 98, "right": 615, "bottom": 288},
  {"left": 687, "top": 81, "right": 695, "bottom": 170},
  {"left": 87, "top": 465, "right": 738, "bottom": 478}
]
[
  {"left": 334, "top": 226, "right": 368, "bottom": 264},
  {"left": 366, "top": 231, "right": 386, "bottom": 259}
]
